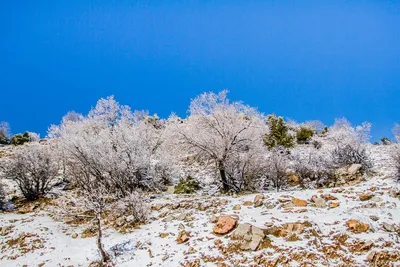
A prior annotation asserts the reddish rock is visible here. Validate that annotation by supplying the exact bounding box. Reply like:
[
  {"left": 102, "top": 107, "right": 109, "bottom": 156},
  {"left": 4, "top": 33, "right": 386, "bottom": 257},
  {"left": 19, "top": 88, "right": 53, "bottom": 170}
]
[
  {"left": 292, "top": 197, "right": 307, "bottom": 207},
  {"left": 213, "top": 215, "right": 239, "bottom": 235}
]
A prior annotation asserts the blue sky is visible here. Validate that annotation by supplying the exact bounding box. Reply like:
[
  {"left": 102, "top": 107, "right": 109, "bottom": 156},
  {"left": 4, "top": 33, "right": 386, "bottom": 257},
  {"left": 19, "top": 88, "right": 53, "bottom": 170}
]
[{"left": 0, "top": 1, "right": 399, "bottom": 141}]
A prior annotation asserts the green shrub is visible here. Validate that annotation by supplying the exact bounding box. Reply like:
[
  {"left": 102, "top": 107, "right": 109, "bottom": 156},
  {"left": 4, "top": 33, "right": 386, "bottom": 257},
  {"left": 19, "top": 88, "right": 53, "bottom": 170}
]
[
  {"left": 174, "top": 176, "right": 201, "bottom": 194},
  {"left": 10, "top": 132, "right": 30, "bottom": 146},
  {"left": 264, "top": 115, "right": 295, "bottom": 149},
  {"left": 380, "top": 137, "right": 392, "bottom": 145},
  {"left": 296, "top": 127, "right": 314, "bottom": 144}
]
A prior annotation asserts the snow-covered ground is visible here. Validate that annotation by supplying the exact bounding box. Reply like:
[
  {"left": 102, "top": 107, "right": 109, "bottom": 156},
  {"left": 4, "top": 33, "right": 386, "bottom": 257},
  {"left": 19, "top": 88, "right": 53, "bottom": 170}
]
[{"left": 1, "top": 145, "right": 400, "bottom": 266}]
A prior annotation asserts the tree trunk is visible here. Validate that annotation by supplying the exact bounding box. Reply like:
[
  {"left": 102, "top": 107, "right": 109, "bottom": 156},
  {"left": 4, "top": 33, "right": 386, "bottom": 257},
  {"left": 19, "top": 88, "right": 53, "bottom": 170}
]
[
  {"left": 218, "top": 160, "right": 230, "bottom": 192},
  {"left": 96, "top": 214, "right": 110, "bottom": 263}
]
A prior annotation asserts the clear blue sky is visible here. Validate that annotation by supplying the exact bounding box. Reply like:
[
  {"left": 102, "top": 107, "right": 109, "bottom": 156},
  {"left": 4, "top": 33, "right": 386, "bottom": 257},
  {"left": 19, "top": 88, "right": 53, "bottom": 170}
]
[{"left": 1, "top": 1, "right": 399, "bottom": 141}]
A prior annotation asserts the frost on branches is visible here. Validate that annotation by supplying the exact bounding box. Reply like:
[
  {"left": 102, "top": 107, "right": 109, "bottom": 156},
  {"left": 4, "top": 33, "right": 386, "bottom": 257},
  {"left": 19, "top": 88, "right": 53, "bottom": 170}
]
[
  {"left": 168, "top": 90, "right": 268, "bottom": 192},
  {"left": 0, "top": 142, "right": 59, "bottom": 200},
  {"left": 48, "top": 96, "right": 174, "bottom": 196}
]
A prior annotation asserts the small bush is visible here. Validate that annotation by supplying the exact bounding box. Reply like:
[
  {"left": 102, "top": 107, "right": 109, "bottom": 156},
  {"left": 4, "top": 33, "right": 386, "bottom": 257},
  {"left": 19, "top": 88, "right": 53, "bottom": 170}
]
[
  {"left": 331, "top": 144, "right": 373, "bottom": 173},
  {"left": 120, "top": 191, "right": 149, "bottom": 225},
  {"left": 296, "top": 127, "right": 314, "bottom": 144},
  {"left": 174, "top": 176, "right": 200, "bottom": 194},
  {"left": 380, "top": 137, "right": 392, "bottom": 145},
  {"left": 10, "top": 132, "right": 30, "bottom": 146},
  {"left": 0, "top": 143, "right": 59, "bottom": 200},
  {"left": 392, "top": 145, "right": 400, "bottom": 182},
  {"left": 264, "top": 115, "right": 295, "bottom": 149}
]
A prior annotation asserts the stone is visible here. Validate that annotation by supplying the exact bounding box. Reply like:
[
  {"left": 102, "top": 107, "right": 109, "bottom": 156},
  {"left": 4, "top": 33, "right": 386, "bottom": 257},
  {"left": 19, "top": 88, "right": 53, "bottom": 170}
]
[
  {"left": 313, "top": 198, "right": 326, "bottom": 208},
  {"left": 370, "top": 196, "right": 382, "bottom": 202},
  {"left": 213, "top": 215, "right": 239, "bottom": 235},
  {"left": 166, "top": 186, "right": 175, "bottom": 194},
  {"left": 382, "top": 222, "right": 396, "bottom": 232},
  {"left": 322, "top": 194, "right": 338, "bottom": 201},
  {"left": 116, "top": 217, "right": 126, "bottom": 227},
  {"left": 370, "top": 215, "right": 379, "bottom": 221},
  {"left": 346, "top": 220, "right": 369, "bottom": 233},
  {"left": 329, "top": 202, "right": 340, "bottom": 208},
  {"left": 348, "top": 164, "right": 362, "bottom": 175},
  {"left": 231, "top": 223, "right": 266, "bottom": 251},
  {"left": 254, "top": 195, "right": 264, "bottom": 207},
  {"left": 232, "top": 204, "right": 241, "bottom": 210},
  {"left": 176, "top": 230, "right": 190, "bottom": 244},
  {"left": 288, "top": 174, "right": 300, "bottom": 185},
  {"left": 243, "top": 201, "right": 253, "bottom": 206},
  {"left": 291, "top": 197, "right": 307, "bottom": 207},
  {"left": 359, "top": 193, "right": 373, "bottom": 201},
  {"left": 160, "top": 233, "right": 169, "bottom": 238},
  {"left": 210, "top": 215, "right": 218, "bottom": 223},
  {"left": 71, "top": 233, "right": 78, "bottom": 239}
]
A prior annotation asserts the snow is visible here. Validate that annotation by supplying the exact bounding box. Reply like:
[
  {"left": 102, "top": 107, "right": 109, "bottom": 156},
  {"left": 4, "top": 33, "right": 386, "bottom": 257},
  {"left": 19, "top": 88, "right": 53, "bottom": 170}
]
[{"left": 1, "top": 144, "right": 400, "bottom": 266}]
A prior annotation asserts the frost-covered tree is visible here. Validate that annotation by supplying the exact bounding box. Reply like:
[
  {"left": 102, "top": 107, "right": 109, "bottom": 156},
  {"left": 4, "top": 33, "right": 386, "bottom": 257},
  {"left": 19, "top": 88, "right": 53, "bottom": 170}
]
[
  {"left": 0, "top": 143, "right": 59, "bottom": 200},
  {"left": 264, "top": 148, "right": 290, "bottom": 191},
  {"left": 169, "top": 90, "right": 267, "bottom": 192},
  {"left": 393, "top": 123, "right": 400, "bottom": 143},
  {"left": 49, "top": 96, "right": 173, "bottom": 196},
  {"left": 392, "top": 144, "right": 400, "bottom": 182},
  {"left": 0, "top": 121, "right": 11, "bottom": 144}
]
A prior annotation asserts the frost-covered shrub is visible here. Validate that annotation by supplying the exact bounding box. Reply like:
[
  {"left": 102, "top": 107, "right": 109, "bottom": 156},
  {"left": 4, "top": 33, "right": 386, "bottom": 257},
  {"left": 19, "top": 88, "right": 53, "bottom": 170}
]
[
  {"left": 0, "top": 143, "right": 59, "bottom": 200},
  {"left": 0, "top": 121, "right": 11, "bottom": 144},
  {"left": 296, "top": 126, "right": 314, "bottom": 144},
  {"left": 393, "top": 124, "right": 400, "bottom": 143},
  {"left": 168, "top": 90, "right": 267, "bottom": 192},
  {"left": 327, "top": 119, "right": 373, "bottom": 173},
  {"left": 116, "top": 191, "right": 149, "bottom": 224},
  {"left": 392, "top": 145, "right": 400, "bottom": 182},
  {"left": 264, "top": 115, "right": 295, "bottom": 149},
  {"left": 49, "top": 96, "right": 173, "bottom": 196},
  {"left": 263, "top": 148, "right": 290, "bottom": 191},
  {"left": 331, "top": 144, "right": 373, "bottom": 172},
  {"left": 174, "top": 176, "right": 201, "bottom": 194}
]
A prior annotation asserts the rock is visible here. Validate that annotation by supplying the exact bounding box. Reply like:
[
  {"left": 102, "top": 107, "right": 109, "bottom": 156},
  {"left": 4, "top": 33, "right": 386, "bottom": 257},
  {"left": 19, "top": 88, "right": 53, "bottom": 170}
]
[
  {"left": 335, "top": 164, "right": 363, "bottom": 186},
  {"left": 370, "top": 196, "right": 382, "bottom": 202},
  {"left": 346, "top": 220, "right": 369, "bottom": 233},
  {"left": 322, "top": 194, "right": 338, "bottom": 201},
  {"left": 288, "top": 174, "right": 300, "bottom": 185},
  {"left": 359, "top": 193, "right": 374, "bottom": 201},
  {"left": 291, "top": 197, "right": 307, "bottom": 207},
  {"left": 176, "top": 230, "right": 190, "bottom": 244},
  {"left": 382, "top": 222, "right": 396, "bottom": 232},
  {"left": 163, "top": 215, "right": 174, "bottom": 222},
  {"left": 313, "top": 198, "right": 326, "bottom": 208},
  {"left": 166, "top": 186, "right": 175, "bottom": 194},
  {"left": 254, "top": 195, "right": 264, "bottom": 207},
  {"left": 171, "top": 202, "right": 180, "bottom": 209},
  {"left": 178, "top": 223, "right": 185, "bottom": 231},
  {"left": 151, "top": 203, "right": 165, "bottom": 211},
  {"left": 210, "top": 215, "right": 218, "bottom": 223},
  {"left": 232, "top": 204, "right": 241, "bottom": 210},
  {"left": 116, "top": 217, "right": 126, "bottom": 227},
  {"left": 370, "top": 215, "right": 379, "bottom": 221},
  {"left": 329, "top": 202, "right": 340, "bottom": 208},
  {"left": 160, "top": 233, "right": 169, "bottom": 238},
  {"left": 243, "top": 201, "right": 253, "bottom": 206},
  {"left": 231, "top": 223, "right": 266, "bottom": 251},
  {"left": 348, "top": 164, "right": 362, "bottom": 175},
  {"left": 71, "top": 233, "right": 78, "bottom": 239},
  {"left": 213, "top": 215, "right": 239, "bottom": 235}
]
